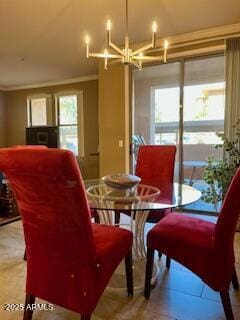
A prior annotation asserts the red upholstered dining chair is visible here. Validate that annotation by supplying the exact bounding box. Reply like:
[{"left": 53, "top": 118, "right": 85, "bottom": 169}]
[
  {"left": 12, "top": 146, "right": 48, "bottom": 260},
  {"left": 145, "top": 168, "right": 240, "bottom": 320},
  {"left": 12, "top": 146, "right": 99, "bottom": 261},
  {"left": 134, "top": 145, "right": 176, "bottom": 264},
  {"left": 135, "top": 145, "right": 176, "bottom": 223},
  {"left": 0, "top": 147, "right": 133, "bottom": 320}
]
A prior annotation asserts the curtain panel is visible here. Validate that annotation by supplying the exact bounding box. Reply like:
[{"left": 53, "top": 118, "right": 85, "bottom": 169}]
[
  {"left": 225, "top": 37, "right": 240, "bottom": 138},
  {"left": 225, "top": 37, "right": 240, "bottom": 230}
]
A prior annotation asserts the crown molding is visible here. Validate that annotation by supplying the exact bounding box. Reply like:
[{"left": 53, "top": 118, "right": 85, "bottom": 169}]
[
  {"left": 1, "top": 74, "right": 98, "bottom": 92},
  {"left": 163, "top": 22, "right": 240, "bottom": 46},
  {"left": 131, "top": 23, "right": 240, "bottom": 51}
]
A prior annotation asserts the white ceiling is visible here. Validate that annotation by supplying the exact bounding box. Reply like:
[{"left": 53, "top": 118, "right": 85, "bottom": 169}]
[{"left": 0, "top": 0, "right": 240, "bottom": 89}]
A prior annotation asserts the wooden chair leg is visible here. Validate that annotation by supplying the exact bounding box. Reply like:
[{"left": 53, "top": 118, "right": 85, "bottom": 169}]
[
  {"left": 125, "top": 250, "right": 133, "bottom": 296},
  {"left": 115, "top": 211, "right": 120, "bottom": 225},
  {"left": 23, "top": 293, "right": 35, "bottom": 320},
  {"left": 232, "top": 266, "right": 239, "bottom": 290},
  {"left": 94, "top": 214, "right": 100, "bottom": 224},
  {"left": 220, "top": 292, "right": 234, "bottom": 320},
  {"left": 144, "top": 248, "right": 154, "bottom": 299},
  {"left": 81, "top": 315, "right": 91, "bottom": 320},
  {"left": 166, "top": 256, "right": 171, "bottom": 269}
]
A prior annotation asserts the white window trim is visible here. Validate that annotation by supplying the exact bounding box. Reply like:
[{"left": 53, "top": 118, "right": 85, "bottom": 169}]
[
  {"left": 54, "top": 90, "right": 85, "bottom": 158},
  {"left": 27, "top": 94, "right": 52, "bottom": 127}
]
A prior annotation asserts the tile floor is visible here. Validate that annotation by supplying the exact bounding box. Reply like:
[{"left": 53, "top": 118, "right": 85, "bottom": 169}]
[{"left": 0, "top": 218, "right": 240, "bottom": 320}]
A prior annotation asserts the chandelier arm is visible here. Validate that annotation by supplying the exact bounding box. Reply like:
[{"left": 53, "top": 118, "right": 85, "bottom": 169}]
[
  {"left": 131, "top": 43, "right": 154, "bottom": 57},
  {"left": 108, "top": 58, "right": 122, "bottom": 66},
  {"left": 131, "top": 60, "right": 141, "bottom": 69},
  {"left": 109, "top": 42, "right": 124, "bottom": 56},
  {"left": 89, "top": 53, "right": 122, "bottom": 59}
]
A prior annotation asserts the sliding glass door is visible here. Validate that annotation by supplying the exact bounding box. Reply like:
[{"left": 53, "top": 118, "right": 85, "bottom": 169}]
[
  {"left": 133, "top": 62, "right": 180, "bottom": 180},
  {"left": 133, "top": 54, "right": 225, "bottom": 214}
]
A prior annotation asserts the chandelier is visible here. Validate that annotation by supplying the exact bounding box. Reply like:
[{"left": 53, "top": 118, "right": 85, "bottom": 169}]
[{"left": 84, "top": 0, "right": 169, "bottom": 70}]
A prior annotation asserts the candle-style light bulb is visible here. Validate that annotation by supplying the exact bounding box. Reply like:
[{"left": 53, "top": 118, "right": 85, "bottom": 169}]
[
  {"left": 85, "top": 35, "right": 90, "bottom": 44},
  {"left": 107, "top": 19, "right": 112, "bottom": 31},
  {"left": 85, "top": 35, "right": 90, "bottom": 58},
  {"left": 152, "top": 21, "right": 157, "bottom": 33},
  {"left": 106, "top": 19, "right": 111, "bottom": 46},
  {"left": 152, "top": 21, "right": 157, "bottom": 48},
  {"left": 164, "top": 39, "right": 169, "bottom": 49},
  {"left": 163, "top": 39, "right": 169, "bottom": 63}
]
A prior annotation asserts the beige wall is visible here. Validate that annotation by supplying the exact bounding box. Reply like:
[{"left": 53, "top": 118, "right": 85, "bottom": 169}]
[
  {"left": 5, "top": 80, "right": 99, "bottom": 179},
  {"left": 99, "top": 63, "right": 130, "bottom": 176},
  {"left": 0, "top": 91, "right": 7, "bottom": 147}
]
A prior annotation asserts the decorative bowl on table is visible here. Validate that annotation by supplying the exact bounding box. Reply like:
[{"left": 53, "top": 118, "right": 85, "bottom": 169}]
[{"left": 102, "top": 173, "right": 141, "bottom": 190}]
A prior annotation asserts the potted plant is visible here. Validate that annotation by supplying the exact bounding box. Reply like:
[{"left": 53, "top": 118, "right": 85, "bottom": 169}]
[{"left": 202, "top": 120, "right": 240, "bottom": 230}]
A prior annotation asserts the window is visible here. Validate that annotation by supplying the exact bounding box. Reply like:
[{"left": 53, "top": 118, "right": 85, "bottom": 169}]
[
  {"left": 183, "top": 81, "right": 225, "bottom": 145},
  {"left": 153, "top": 86, "right": 180, "bottom": 145},
  {"left": 55, "top": 92, "right": 84, "bottom": 157},
  {"left": 154, "top": 87, "right": 179, "bottom": 123},
  {"left": 27, "top": 95, "right": 50, "bottom": 127},
  {"left": 153, "top": 81, "right": 225, "bottom": 145},
  {"left": 184, "top": 82, "right": 225, "bottom": 122}
]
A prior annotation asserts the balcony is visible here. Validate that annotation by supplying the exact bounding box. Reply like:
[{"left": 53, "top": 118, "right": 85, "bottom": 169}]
[{"left": 153, "top": 120, "right": 224, "bottom": 214}]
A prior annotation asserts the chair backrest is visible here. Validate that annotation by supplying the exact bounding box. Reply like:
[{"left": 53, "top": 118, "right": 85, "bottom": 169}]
[
  {"left": 135, "top": 145, "right": 176, "bottom": 202},
  {"left": 0, "top": 147, "right": 96, "bottom": 307},
  {"left": 12, "top": 145, "right": 48, "bottom": 149},
  {"left": 213, "top": 167, "right": 240, "bottom": 255}
]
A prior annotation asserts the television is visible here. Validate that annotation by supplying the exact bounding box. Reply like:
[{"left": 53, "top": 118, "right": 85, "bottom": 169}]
[{"left": 26, "top": 126, "right": 59, "bottom": 148}]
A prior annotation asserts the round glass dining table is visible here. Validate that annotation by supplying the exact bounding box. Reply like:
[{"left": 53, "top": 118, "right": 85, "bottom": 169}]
[
  {"left": 84, "top": 179, "right": 201, "bottom": 292},
  {"left": 85, "top": 180, "right": 201, "bottom": 212}
]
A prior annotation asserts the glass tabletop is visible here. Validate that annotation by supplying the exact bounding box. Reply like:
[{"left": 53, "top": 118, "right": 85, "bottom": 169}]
[{"left": 84, "top": 179, "right": 201, "bottom": 211}]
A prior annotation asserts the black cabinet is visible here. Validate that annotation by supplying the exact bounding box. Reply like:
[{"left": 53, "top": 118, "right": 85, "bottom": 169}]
[{"left": 0, "top": 174, "right": 19, "bottom": 226}]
